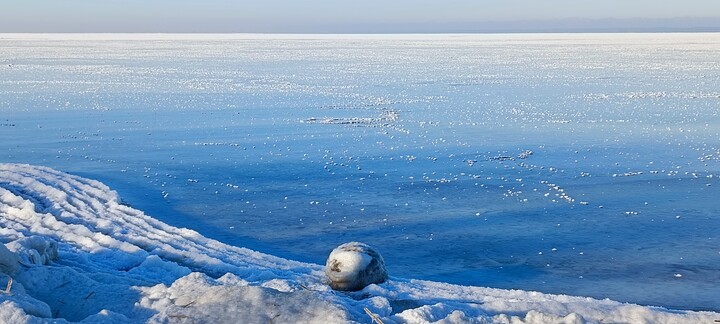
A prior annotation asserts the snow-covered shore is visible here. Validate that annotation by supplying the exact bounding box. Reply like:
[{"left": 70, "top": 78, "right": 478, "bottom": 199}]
[{"left": 0, "top": 163, "right": 717, "bottom": 323}]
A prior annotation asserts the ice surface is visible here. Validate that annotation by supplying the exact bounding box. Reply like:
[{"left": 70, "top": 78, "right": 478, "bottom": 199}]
[
  {"left": 0, "top": 163, "right": 717, "bottom": 323},
  {"left": 1, "top": 33, "right": 719, "bottom": 316}
]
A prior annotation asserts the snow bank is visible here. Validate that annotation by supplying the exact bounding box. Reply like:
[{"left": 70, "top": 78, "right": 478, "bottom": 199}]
[{"left": 0, "top": 163, "right": 717, "bottom": 323}]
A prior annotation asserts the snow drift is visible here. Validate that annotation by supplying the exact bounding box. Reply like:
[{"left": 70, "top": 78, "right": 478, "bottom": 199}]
[{"left": 0, "top": 163, "right": 717, "bottom": 323}]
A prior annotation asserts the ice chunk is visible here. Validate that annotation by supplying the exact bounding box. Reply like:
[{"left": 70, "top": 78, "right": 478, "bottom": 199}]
[
  {"left": 0, "top": 290, "right": 53, "bottom": 319},
  {"left": 140, "top": 272, "right": 349, "bottom": 323},
  {"left": 0, "top": 244, "right": 20, "bottom": 275},
  {"left": 6, "top": 236, "right": 58, "bottom": 266},
  {"left": 126, "top": 255, "right": 191, "bottom": 285}
]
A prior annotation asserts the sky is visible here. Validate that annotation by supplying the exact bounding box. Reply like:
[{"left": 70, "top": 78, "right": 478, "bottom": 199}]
[{"left": 1, "top": 0, "right": 720, "bottom": 33}]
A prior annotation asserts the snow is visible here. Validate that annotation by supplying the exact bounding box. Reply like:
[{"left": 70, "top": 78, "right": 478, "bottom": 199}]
[{"left": 1, "top": 163, "right": 718, "bottom": 323}]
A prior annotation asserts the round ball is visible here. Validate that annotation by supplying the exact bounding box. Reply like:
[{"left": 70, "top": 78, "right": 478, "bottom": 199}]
[{"left": 325, "top": 242, "right": 388, "bottom": 291}]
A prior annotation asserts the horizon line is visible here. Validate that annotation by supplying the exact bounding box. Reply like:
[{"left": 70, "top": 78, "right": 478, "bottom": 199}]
[
  {"left": 2, "top": 17, "right": 719, "bottom": 34},
  {"left": 2, "top": 29, "right": 720, "bottom": 34}
]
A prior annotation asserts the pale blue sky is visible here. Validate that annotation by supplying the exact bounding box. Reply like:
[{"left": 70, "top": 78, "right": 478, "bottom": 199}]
[{"left": 2, "top": 0, "right": 719, "bottom": 33}]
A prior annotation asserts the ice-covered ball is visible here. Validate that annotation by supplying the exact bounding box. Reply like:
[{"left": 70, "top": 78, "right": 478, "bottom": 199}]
[{"left": 325, "top": 242, "right": 388, "bottom": 291}]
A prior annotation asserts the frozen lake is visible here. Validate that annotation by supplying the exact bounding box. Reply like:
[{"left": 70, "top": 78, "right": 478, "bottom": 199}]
[{"left": 1, "top": 33, "right": 719, "bottom": 311}]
